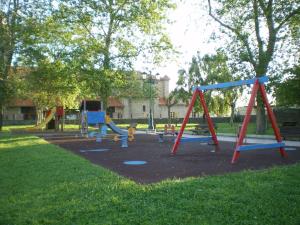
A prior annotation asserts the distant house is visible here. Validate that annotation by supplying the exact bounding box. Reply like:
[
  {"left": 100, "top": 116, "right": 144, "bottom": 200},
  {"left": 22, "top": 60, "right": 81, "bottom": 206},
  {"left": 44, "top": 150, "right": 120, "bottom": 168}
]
[
  {"left": 236, "top": 106, "right": 257, "bottom": 116},
  {"left": 5, "top": 99, "right": 36, "bottom": 121},
  {"left": 4, "top": 75, "right": 189, "bottom": 122}
]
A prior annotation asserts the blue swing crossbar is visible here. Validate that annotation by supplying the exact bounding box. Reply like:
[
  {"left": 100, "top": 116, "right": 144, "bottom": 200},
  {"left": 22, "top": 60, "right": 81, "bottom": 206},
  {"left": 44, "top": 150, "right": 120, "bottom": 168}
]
[
  {"left": 237, "top": 142, "right": 285, "bottom": 151},
  {"left": 193, "top": 76, "right": 268, "bottom": 91},
  {"left": 180, "top": 136, "right": 212, "bottom": 143}
]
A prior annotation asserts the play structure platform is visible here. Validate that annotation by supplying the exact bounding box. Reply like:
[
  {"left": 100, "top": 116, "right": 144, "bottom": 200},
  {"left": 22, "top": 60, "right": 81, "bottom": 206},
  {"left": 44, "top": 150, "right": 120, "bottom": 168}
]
[{"left": 81, "top": 110, "right": 134, "bottom": 148}]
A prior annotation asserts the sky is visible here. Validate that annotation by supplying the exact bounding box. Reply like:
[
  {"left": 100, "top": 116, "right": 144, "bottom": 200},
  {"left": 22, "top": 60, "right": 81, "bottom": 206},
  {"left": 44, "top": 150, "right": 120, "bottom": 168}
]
[{"left": 135, "top": 1, "right": 221, "bottom": 91}]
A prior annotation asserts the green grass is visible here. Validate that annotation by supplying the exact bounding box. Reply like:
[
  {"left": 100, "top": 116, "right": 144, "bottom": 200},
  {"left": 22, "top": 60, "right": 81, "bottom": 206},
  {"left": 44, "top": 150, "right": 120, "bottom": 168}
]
[
  {"left": 4, "top": 122, "right": 275, "bottom": 136},
  {"left": 118, "top": 122, "right": 274, "bottom": 135},
  {"left": 0, "top": 132, "right": 300, "bottom": 225}
]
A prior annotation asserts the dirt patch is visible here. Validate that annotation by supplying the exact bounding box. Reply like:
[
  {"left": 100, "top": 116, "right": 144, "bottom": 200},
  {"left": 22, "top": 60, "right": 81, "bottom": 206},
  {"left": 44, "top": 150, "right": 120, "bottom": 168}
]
[{"left": 42, "top": 133, "right": 300, "bottom": 184}]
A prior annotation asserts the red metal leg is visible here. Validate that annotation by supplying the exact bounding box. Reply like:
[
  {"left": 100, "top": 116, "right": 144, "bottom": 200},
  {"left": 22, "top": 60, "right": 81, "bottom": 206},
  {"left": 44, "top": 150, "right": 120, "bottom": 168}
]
[
  {"left": 198, "top": 91, "right": 219, "bottom": 145},
  {"left": 232, "top": 81, "right": 259, "bottom": 163},
  {"left": 172, "top": 90, "right": 199, "bottom": 154},
  {"left": 259, "top": 84, "right": 287, "bottom": 157}
]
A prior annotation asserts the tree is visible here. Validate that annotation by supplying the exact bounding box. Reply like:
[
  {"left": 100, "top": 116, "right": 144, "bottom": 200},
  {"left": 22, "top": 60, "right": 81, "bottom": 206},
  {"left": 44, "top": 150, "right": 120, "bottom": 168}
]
[
  {"left": 275, "top": 65, "right": 300, "bottom": 106},
  {"left": 177, "top": 51, "right": 238, "bottom": 118},
  {"left": 16, "top": 9, "right": 84, "bottom": 126},
  {"left": 0, "top": 0, "right": 23, "bottom": 130},
  {"left": 114, "top": 71, "right": 145, "bottom": 119},
  {"left": 207, "top": 0, "right": 300, "bottom": 133},
  {"left": 164, "top": 90, "right": 178, "bottom": 124},
  {"left": 24, "top": 60, "right": 81, "bottom": 116},
  {"left": 0, "top": 0, "right": 59, "bottom": 130},
  {"left": 57, "top": 0, "right": 175, "bottom": 109}
]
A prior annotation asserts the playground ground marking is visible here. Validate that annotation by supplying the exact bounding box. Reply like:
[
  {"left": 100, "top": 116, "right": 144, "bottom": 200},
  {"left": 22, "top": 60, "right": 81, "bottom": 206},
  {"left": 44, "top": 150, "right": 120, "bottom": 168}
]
[
  {"left": 123, "top": 161, "right": 147, "bottom": 165},
  {"left": 285, "top": 147, "right": 298, "bottom": 151},
  {"left": 80, "top": 149, "right": 110, "bottom": 153}
]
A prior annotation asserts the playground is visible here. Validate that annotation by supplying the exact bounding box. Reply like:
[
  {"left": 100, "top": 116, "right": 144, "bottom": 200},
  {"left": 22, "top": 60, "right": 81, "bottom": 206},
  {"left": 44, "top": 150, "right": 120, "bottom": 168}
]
[
  {"left": 21, "top": 76, "right": 300, "bottom": 183},
  {"left": 42, "top": 133, "right": 300, "bottom": 184}
]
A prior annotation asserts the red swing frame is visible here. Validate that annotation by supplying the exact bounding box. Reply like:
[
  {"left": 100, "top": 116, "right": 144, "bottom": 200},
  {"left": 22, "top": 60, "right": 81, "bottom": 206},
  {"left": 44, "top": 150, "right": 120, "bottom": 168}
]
[{"left": 172, "top": 76, "right": 287, "bottom": 163}]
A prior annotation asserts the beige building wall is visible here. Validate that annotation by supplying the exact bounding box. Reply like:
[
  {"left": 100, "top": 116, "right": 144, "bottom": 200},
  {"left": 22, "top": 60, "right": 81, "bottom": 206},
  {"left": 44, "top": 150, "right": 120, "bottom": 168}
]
[
  {"left": 157, "top": 76, "right": 170, "bottom": 98},
  {"left": 115, "top": 75, "right": 189, "bottom": 119},
  {"left": 4, "top": 107, "right": 23, "bottom": 120}
]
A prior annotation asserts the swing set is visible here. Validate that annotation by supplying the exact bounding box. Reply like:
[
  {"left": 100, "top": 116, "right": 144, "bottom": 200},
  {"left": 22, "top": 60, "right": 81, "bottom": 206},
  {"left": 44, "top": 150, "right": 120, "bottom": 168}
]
[{"left": 172, "top": 76, "right": 287, "bottom": 163}]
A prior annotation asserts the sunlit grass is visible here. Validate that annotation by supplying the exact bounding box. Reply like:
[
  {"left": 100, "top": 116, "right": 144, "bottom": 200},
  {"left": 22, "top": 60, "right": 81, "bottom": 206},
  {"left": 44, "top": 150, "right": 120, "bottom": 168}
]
[
  {"left": 0, "top": 134, "right": 299, "bottom": 224},
  {"left": 3, "top": 122, "right": 274, "bottom": 135}
]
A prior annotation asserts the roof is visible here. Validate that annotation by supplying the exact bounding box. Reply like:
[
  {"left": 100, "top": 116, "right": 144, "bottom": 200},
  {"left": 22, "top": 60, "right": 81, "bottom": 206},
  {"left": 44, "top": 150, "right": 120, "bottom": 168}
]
[
  {"left": 159, "top": 75, "right": 170, "bottom": 81},
  {"left": 9, "top": 99, "right": 35, "bottom": 107},
  {"left": 159, "top": 97, "right": 188, "bottom": 106},
  {"left": 159, "top": 97, "right": 167, "bottom": 106},
  {"left": 108, "top": 97, "right": 124, "bottom": 108}
]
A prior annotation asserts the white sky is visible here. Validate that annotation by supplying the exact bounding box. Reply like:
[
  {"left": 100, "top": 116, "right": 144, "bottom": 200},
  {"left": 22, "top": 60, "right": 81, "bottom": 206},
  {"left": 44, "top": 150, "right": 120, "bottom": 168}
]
[{"left": 134, "top": 1, "right": 221, "bottom": 91}]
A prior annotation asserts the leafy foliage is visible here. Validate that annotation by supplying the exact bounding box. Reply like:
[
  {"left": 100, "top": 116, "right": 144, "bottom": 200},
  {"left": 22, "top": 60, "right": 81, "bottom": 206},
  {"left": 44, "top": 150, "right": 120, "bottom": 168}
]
[
  {"left": 54, "top": 0, "right": 175, "bottom": 107},
  {"left": 207, "top": 0, "right": 300, "bottom": 133},
  {"left": 275, "top": 65, "right": 300, "bottom": 106},
  {"left": 177, "top": 51, "right": 241, "bottom": 117}
]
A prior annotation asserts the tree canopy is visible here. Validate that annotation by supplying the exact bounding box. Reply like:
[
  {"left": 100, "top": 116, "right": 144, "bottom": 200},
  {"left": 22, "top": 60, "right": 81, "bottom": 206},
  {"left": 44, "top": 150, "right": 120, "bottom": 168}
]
[
  {"left": 275, "top": 65, "right": 300, "bottom": 107},
  {"left": 0, "top": 0, "right": 176, "bottom": 130},
  {"left": 177, "top": 51, "right": 241, "bottom": 118},
  {"left": 55, "top": 0, "right": 175, "bottom": 108},
  {"left": 207, "top": 0, "right": 300, "bottom": 133}
]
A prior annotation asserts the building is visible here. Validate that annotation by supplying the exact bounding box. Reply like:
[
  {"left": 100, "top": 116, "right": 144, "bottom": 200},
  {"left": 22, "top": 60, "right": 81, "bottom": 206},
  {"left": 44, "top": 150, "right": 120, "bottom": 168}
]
[
  {"left": 112, "top": 75, "right": 187, "bottom": 119},
  {"left": 4, "top": 75, "right": 188, "bottom": 123},
  {"left": 4, "top": 99, "right": 36, "bottom": 121}
]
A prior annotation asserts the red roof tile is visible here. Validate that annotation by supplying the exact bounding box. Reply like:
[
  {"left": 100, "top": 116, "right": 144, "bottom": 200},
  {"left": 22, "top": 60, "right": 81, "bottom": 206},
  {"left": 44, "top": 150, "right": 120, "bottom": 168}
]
[
  {"left": 108, "top": 97, "right": 124, "bottom": 108},
  {"left": 159, "top": 97, "right": 167, "bottom": 106},
  {"left": 9, "top": 99, "right": 35, "bottom": 107}
]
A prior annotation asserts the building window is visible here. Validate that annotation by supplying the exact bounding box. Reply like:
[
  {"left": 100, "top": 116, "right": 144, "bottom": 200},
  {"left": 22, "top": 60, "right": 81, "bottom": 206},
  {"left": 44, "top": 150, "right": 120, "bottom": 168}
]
[
  {"left": 170, "top": 112, "right": 175, "bottom": 118},
  {"left": 143, "top": 105, "right": 146, "bottom": 112}
]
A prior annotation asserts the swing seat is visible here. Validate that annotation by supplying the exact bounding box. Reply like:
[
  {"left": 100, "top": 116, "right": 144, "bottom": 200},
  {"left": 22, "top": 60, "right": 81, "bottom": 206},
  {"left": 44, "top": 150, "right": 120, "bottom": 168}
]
[
  {"left": 237, "top": 142, "right": 285, "bottom": 151},
  {"left": 180, "top": 137, "right": 212, "bottom": 143}
]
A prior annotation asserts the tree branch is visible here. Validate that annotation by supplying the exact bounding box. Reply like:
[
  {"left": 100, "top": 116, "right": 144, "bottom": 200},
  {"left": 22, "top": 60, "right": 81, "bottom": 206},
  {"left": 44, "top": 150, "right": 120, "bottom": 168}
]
[
  {"left": 207, "top": 0, "right": 236, "bottom": 33},
  {"left": 276, "top": 7, "right": 300, "bottom": 32},
  {"left": 253, "top": 0, "right": 264, "bottom": 59},
  {"left": 207, "top": 0, "right": 256, "bottom": 67},
  {"left": 265, "top": 0, "right": 276, "bottom": 66},
  {"left": 257, "top": 0, "right": 267, "bottom": 14}
]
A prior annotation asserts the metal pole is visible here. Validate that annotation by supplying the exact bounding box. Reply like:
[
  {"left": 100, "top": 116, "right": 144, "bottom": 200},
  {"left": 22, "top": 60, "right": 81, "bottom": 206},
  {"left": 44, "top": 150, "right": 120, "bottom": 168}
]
[{"left": 148, "top": 75, "right": 154, "bottom": 130}]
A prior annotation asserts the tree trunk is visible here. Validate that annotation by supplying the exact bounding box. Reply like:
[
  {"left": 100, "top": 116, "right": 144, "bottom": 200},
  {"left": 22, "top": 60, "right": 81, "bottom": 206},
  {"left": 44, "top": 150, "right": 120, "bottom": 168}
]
[
  {"left": 102, "top": 98, "right": 108, "bottom": 111},
  {"left": 36, "top": 108, "right": 42, "bottom": 125},
  {"left": 128, "top": 97, "right": 132, "bottom": 119},
  {"left": 55, "top": 114, "right": 59, "bottom": 132},
  {"left": 61, "top": 115, "right": 64, "bottom": 132},
  {"left": 229, "top": 102, "right": 236, "bottom": 126},
  {"left": 0, "top": 103, "right": 3, "bottom": 131},
  {"left": 256, "top": 94, "right": 266, "bottom": 134},
  {"left": 202, "top": 112, "right": 206, "bottom": 123},
  {"left": 255, "top": 66, "right": 268, "bottom": 134}
]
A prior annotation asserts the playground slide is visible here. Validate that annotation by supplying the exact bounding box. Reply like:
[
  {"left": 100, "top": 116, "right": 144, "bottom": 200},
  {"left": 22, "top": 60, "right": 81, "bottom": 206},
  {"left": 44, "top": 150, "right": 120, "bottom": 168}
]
[
  {"left": 106, "top": 121, "right": 128, "bottom": 136},
  {"left": 29, "top": 108, "right": 56, "bottom": 130}
]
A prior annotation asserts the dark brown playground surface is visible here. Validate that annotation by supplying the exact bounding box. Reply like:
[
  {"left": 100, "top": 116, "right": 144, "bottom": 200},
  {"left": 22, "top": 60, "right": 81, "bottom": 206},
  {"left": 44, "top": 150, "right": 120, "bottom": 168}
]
[{"left": 42, "top": 133, "right": 300, "bottom": 184}]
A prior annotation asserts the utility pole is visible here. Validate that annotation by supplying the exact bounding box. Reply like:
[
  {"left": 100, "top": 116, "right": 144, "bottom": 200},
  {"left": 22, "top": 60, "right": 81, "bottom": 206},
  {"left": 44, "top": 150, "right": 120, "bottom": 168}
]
[{"left": 142, "top": 72, "right": 159, "bottom": 130}]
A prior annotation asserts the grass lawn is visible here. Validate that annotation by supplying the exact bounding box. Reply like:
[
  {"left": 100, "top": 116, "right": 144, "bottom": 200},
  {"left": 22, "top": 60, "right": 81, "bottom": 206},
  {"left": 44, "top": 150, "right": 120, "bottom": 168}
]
[
  {"left": 118, "top": 122, "right": 274, "bottom": 135},
  {"left": 4, "top": 121, "right": 275, "bottom": 135},
  {"left": 0, "top": 133, "right": 299, "bottom": 225}
]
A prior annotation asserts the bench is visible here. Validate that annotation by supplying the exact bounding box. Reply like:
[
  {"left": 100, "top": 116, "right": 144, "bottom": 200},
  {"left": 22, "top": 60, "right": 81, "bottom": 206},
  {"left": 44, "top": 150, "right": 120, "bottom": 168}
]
[
  {"left": 127, "top": 122, "right": 138, "bottom": 129},
  {"left": 191, "top": 123, "right": 217, "bottom": 135},
  {"left": 279, "top": 121, "right": 300, "bottom": 140},
  {"left": 157, "top": 132, "right": 178, "bottom": 143}
]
